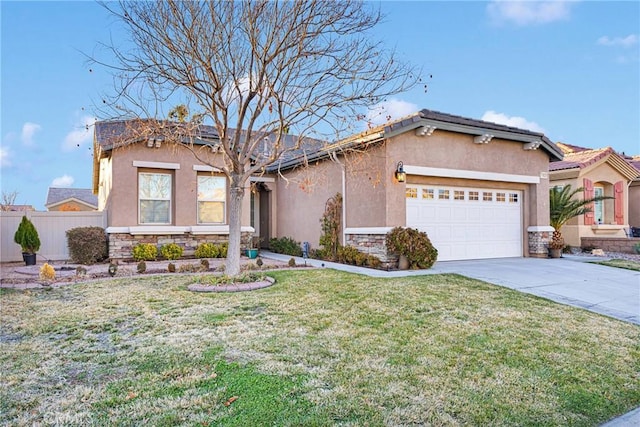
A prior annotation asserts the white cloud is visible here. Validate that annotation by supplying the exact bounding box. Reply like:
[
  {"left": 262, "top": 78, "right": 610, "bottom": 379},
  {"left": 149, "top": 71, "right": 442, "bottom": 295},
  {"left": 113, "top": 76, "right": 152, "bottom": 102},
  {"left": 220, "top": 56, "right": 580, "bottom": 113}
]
[
  {"left": 366, "top": 99, "right": 419, "bottom": 126},
  {"left": 0, "top": 146, "right": 11, "bottom": 167},
  {"left": 21, "top": 122, "right": 42, "bottom": 146},
  {"left": 487, "top": 0, "right": 576, "bottom": 26},
  {"left": 51, "top": 174, "right": 75, "bottom": 187},
  {"left": 481, "top": 110, "right": 545, "bottom": 133},
  {"left": 62, "top": 115, "right": 96, "bottom": 151},
  {"left": 597, "top": 34, "right": 638, "bottom": 48}
]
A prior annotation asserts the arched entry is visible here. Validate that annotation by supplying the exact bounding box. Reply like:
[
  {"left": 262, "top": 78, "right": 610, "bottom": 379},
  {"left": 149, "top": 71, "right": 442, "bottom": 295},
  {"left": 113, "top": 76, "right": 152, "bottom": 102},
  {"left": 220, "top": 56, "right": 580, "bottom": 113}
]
[{"left": 251, "top": 182, "right": 271, "bottom": 249}]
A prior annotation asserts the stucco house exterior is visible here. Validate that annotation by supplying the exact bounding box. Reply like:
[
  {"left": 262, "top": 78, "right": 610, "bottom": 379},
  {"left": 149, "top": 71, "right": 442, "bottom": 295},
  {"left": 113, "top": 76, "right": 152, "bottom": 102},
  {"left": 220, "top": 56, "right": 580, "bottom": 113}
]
[
  {"left": 45, "top": 187, "right": 98, "bottom": 211},
  {"left": 549, "top": 143, "right": 640, "bottom": 247},
  {"left": 93, "top": 109, "right": 563, "bottom": 262},
  {"left": 626, "top": 155, "right": 640, "bottom": 228}
]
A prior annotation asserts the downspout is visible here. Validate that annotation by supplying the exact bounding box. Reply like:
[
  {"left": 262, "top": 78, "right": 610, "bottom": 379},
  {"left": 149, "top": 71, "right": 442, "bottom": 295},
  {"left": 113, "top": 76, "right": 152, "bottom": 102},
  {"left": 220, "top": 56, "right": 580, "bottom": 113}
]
[{"left": 330, "top": 151, "right": 347, "bottom": 245}]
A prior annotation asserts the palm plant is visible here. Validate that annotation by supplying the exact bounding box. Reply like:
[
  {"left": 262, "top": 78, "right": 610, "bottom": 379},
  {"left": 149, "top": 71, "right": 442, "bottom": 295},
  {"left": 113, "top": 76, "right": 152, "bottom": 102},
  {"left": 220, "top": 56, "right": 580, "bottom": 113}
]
[{"left": 549, "top": 185, "right": 611, "bottom": 248}]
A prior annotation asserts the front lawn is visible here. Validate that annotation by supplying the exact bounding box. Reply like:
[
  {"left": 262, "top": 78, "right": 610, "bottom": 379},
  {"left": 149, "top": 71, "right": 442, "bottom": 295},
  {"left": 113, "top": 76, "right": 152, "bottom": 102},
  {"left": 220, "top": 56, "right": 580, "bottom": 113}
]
[
  {"left": 1, "top": 270, "right": 638, "bottom": 426},
  {"left": 591, "top": 258, "right": 640, "bottom": 271}
]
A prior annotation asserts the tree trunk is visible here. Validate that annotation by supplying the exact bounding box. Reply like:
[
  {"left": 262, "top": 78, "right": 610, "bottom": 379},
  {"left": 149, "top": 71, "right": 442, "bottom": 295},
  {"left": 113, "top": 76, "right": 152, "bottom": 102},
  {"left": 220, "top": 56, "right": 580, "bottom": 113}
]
[{"left": 226, "top": 179, "right": 245, "bottom": 277}]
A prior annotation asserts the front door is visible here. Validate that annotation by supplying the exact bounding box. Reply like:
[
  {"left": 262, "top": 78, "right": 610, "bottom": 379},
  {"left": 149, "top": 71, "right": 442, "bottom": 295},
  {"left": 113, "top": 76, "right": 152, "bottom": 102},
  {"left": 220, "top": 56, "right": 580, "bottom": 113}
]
[{"left": 258, "top": 185, "right": 271, "bottom": 248}]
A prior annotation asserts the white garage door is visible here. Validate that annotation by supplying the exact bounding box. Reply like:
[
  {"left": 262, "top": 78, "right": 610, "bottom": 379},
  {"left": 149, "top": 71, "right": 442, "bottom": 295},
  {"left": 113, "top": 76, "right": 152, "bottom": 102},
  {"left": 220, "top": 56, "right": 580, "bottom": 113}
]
[{"left": 406, "top": 185, "right": 522, "bottom": 261}]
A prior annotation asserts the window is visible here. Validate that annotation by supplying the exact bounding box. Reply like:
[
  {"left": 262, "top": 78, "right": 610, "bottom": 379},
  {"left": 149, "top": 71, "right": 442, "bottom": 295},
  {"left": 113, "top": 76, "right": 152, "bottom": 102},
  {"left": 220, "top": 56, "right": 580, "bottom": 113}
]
[
  {"left": 198, "top": 175, "right": 226, "bottom": 223},
  {"left": 422, "top": 188, "right": 434, "bottom": 200},
  {"left": 483, "top": 192, "right": 493, "bottom": 202},
  {"left": 438, "top": 189, "right": 450, "bottom": 200},
  {"left": 509, "top": 193, "right": 519, "bottom": 203},
  {"left": 496, "top": 192, "right": 506, "bottom": 202},
  {"left": 594, "top": 186, "right": 604, "bottom": 224},
  {"left": 468, "top": 191, "right": 479, "bottom": 201},
  {"left": 454, "top": 190, "right": 465, "bottom": 200},
  {"left": 139, "top": 172, "right": 172, "bottom": 224},
  {"left": 406, "top": 188, "right": 417, "bottom": 198}
]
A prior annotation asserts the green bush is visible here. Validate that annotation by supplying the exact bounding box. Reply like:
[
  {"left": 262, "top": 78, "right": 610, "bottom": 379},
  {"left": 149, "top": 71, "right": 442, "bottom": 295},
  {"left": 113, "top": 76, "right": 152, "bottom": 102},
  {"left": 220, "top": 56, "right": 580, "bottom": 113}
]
[
  {"left": 160, "top": 243, "right": 183, "bottom": 260},
  {"left": 66, "top": 227, "right": 108, "bottom": 265},
  {"left": 336, "top": 245, "right": 381, "bottom": 268},
  {"left": 137, "top": 260, "right": 147, "bottom": 273},
  {"left": 14, "top": 216, "right": 40, "bottom": 254},
  {"left": 634, "top": 243, "right": 640, "bottom": 254},
  {"left": 269, "top": 236, "right": 303, "bottom": 256},
  {"left": 218, "top": 242, "right": 228, "bottom": 258},
  {"left": 132, "top": 243, "right": 158, "bottom": 261},
  {"left": 195, "top": 243, "right": 219, "bottom": 258},
  {"left": 386, "top": 227, "right": 438, "bottom": 269}
]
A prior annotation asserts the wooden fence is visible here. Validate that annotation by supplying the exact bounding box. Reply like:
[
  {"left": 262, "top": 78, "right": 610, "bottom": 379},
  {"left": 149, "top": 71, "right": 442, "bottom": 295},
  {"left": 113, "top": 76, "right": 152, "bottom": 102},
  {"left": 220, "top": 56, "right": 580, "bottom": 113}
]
[{"left": 1, "top": 211, "right": 107, "bottom": 262}]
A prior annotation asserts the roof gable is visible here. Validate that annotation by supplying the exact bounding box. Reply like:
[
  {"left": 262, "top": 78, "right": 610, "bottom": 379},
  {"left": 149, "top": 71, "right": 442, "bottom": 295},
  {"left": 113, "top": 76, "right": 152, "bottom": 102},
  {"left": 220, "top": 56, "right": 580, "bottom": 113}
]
[
  {"left": 549, "top": 147, "right": 640, "bottom": 181},
  {"left": 46, "top": 187, "right": 98, "bottom": 209}
]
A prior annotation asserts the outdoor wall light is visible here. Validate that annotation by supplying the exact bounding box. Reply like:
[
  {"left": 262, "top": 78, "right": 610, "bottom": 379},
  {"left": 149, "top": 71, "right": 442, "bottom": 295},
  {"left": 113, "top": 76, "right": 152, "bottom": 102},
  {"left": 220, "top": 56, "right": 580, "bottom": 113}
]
[{"left": 395, "top": 161, "right": 406, "bottom": 183}]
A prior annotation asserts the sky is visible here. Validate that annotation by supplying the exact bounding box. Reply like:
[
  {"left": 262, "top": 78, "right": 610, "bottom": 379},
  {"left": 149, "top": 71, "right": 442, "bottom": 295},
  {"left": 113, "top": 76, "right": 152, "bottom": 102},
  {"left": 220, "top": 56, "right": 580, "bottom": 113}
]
[{"left": 1, "top": 0, "right": 639, "bottom": 210}]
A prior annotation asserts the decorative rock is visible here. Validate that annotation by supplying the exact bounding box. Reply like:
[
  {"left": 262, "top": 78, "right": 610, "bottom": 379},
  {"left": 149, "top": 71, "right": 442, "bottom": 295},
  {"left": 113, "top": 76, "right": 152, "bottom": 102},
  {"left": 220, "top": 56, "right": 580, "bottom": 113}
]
[{"left": 591, "top": 249, "right": 606, "bottom": 256}]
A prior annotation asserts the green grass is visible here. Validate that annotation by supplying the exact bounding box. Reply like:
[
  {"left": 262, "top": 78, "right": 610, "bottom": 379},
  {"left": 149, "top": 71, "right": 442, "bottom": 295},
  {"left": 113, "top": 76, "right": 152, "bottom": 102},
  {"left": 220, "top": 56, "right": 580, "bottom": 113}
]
[
  {"left": 591, "top": 258, "right": 640, "bottom": 271},
  {"left": 1, "top": 270, "right": 639, "bottom": 426}
]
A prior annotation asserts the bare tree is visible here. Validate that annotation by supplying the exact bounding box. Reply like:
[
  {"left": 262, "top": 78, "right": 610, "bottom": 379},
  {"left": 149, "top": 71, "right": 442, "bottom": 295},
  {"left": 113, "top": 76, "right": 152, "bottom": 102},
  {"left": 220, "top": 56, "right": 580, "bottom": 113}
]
[
  {"left": 96, "top": 0, "right": 420, "bottom": 276},
  {"left": 0, "top": 191, "right": 18, "bottom": 211}
]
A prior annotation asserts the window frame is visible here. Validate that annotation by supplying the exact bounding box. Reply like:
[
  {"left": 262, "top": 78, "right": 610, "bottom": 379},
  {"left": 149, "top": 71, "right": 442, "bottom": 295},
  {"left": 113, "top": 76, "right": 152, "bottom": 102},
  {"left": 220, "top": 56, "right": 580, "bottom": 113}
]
[
  {"left": 138, "top": 171, "right": 173, "bottom": 225},
  {"left": 594, "top": 186, "right": 604, "bottom": 224},
  {"left": 197, "top": 174, "right": 227, "bottom": 224}
]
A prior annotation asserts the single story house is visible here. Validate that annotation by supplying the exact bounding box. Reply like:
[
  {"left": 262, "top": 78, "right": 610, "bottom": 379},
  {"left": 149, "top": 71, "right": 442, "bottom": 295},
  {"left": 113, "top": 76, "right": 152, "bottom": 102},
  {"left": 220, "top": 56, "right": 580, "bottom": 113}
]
[
  {"left": 45, "top": 187, "right": 98, "bottom": 211},
  {"left": 549, "top": 143, "right": 640, "bottom": 247},
  {"left": 625, "top": 155, "right": 640, "bottom": 227},
  {"left": 93, "top": 109, "right": 563, "bottom": 262}
]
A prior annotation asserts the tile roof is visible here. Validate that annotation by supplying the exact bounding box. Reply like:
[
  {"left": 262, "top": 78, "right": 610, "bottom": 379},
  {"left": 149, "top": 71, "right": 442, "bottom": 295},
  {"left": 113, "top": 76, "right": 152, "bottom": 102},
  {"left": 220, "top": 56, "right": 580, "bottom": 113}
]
[
  {"left": 46, "top": 187, "right": 98, "bottom": 209},
  {"left": 549, "top": 147, "right": 614, "bottom": 171},
  {"left": 555, "top": 142, "right": 592, "bottom": 154}
]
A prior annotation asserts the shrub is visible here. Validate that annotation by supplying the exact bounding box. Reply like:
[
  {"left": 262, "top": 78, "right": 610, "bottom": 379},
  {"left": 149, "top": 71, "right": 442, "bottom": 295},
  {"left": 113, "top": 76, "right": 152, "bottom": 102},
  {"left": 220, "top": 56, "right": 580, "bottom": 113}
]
[
  {"left": 218, "top": 242, "right": 228, "bottom": 258},
  {"left": 132, "top": 243, "right": 158, "bottom": 261},
  {"left": 336, "top": 245, "right": 381, "bottom": 268},
  {"left": 161, "top": 243, "right": 183, "bottom": 260},
  {"left": 14, "top": 216, "right": 40, "bottom": 254},
  {"left": 200, "top": 258, "right": 210, "bottom": 270},
  {"left": 137, "top": 260, "right": 147, "bottom": 273},
  {"left": 194, "top": 243, "right": 220, "bottom": 258},
  {"left": 39, "top": 263, "right": 56, "bottom": 281},
  {"left": 167, "top": 262, "right": 176, "bottom": 273},
  {"left": 386, "top": 227, "right": 438, "bottom": 269},
  {"left": 269, "top": 237, "right": 303, "bottom": 256},
  {"left": 255, "top": 257, "right": 263, "bottom": 267},
  {"left": 288, "top": 257, "right": 296, "bottom": 267},
  {"left": 66, "top": 227, "right": 108, "bottom": 265},
  {"left": 178, "top": 263, "right": 198, "bottom": 273},
  {"left": 75, "top": 266, "right": 87, "bottom": 277},
  {"left": 634, "top": 243, "right": 640, "bottom": 255},
  {"left": 108, "top": 262, "right": 118, "bottom": 276}
]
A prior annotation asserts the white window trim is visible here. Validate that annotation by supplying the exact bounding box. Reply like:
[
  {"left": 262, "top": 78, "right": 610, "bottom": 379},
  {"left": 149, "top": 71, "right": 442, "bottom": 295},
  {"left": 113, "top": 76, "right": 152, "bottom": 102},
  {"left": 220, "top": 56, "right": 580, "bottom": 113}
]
[
  {"left": 193, "top": 165, "right": 223, "bottom": 172},
  {"left": 105, "top": 225, "right": 255, "bottom": 235},
  {"left": 133, "top": 160, "right": 180, "bottom": 169},
  {"left": 403, "top": 165, "right": 540, "bottom": 184}
]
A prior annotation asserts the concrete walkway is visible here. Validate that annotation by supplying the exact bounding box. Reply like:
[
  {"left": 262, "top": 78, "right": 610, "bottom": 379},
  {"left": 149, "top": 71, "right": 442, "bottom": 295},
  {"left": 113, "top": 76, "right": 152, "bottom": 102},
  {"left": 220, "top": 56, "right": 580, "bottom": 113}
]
[{"left": 262, "top": 252, "right": 640, "bottom": 427}]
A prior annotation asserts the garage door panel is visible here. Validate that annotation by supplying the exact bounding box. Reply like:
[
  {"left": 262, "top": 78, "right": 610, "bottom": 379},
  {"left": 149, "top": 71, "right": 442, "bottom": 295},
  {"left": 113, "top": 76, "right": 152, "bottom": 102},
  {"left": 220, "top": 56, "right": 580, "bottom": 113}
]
[{"left": 406, "top": 185, "right": 522, "bottom": 261}]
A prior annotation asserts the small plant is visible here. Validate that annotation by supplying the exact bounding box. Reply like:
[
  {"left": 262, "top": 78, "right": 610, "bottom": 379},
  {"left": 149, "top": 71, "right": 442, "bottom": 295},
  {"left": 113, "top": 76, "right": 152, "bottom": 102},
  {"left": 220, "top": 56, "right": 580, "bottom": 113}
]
[
  {"left": 137, "top": 260, "right": 147, "bottom": 274},
  {"left": 14, "top": 215, "right": 40, "bottom": 254},
  {"left": 200, "top": 258, "right": 210, "bottom": 270},
  {"left": 336, "top": 245, "right": 381, "bottom": 268},
  {"left": 75, "top": 266, "right": 87, "bottom": 277},
  {"left": 634, "top": 243, "right": 640, "bottom": 254},
  {"left": 66, "top": 227, "right": 108, "bottom": 265},
  {"left": 194, "top": 242, "right": 220, "bottom": 258},
  {"left": 319, "top": 193, "right": 342, "bottom": 260},
  {"left": 269, "top": 236, "right": 303, "bottom": 256},
  {"left": 178, "top": 263, "right": 198, "bottom": 273},
  {"left": 386, "top": 227, "right": 438, "bottom": 269},
  {"left": 132, "top": 243, "right": 158, "bottom": 261},
  {"left": 167, "top": 262, "right": 176, "bottom": 273},
  {"left": 218, "top": 242, "right": 228, "bottom": 258},
  {"left": 244, "top": 262, "right": 258, "bottom": 271},
  {"left": 108, "top": 262, "right": 118, "bottom": 276},
  {"left": 161, "top": 243, "right": 183, "bottom": 260},
  {"left": 288, "top": 257, "right": 296, "bottom": 267},
  {"left": 39, "top": 263, "right": 56, "bottom": 281},
  {"left": 255, "top": 257, "right": 263, "bottom": 267}
]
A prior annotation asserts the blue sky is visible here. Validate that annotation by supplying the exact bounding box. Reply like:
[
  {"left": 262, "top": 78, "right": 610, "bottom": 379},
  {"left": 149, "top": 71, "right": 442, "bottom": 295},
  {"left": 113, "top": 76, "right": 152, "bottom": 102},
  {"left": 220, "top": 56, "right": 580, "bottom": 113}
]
[{"left": 1, "top": 1, "right": 639, "bottom": 210}]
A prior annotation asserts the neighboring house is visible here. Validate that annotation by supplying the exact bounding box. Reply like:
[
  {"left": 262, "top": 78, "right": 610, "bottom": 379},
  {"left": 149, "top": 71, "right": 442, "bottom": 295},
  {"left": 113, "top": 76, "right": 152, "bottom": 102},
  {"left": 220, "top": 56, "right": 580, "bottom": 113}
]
[
  {"left": 625, "top": 155, "right": 640, "bottom": 227},
  {"left": 549, "top": 143, "right": 640, "bottom": 247},
  {"left": 45, "top": 187, "right": 98, "bottom": 211},
  {"left": 93, "top": 109, "right": 563, "bottom": 262},
  {"left": 0, "top": 204, "right": 35, "bottom": 212}
]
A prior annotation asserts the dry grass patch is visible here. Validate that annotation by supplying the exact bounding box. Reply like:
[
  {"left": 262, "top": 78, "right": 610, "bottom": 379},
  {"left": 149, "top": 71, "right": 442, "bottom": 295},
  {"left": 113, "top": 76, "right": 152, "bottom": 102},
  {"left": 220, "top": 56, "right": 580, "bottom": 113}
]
[
  {"left": 1, "top": 270, "right": 639, "bottom": 426},
  {"left": 592, "top": 258, "right": 640, "bottom": 271}
]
